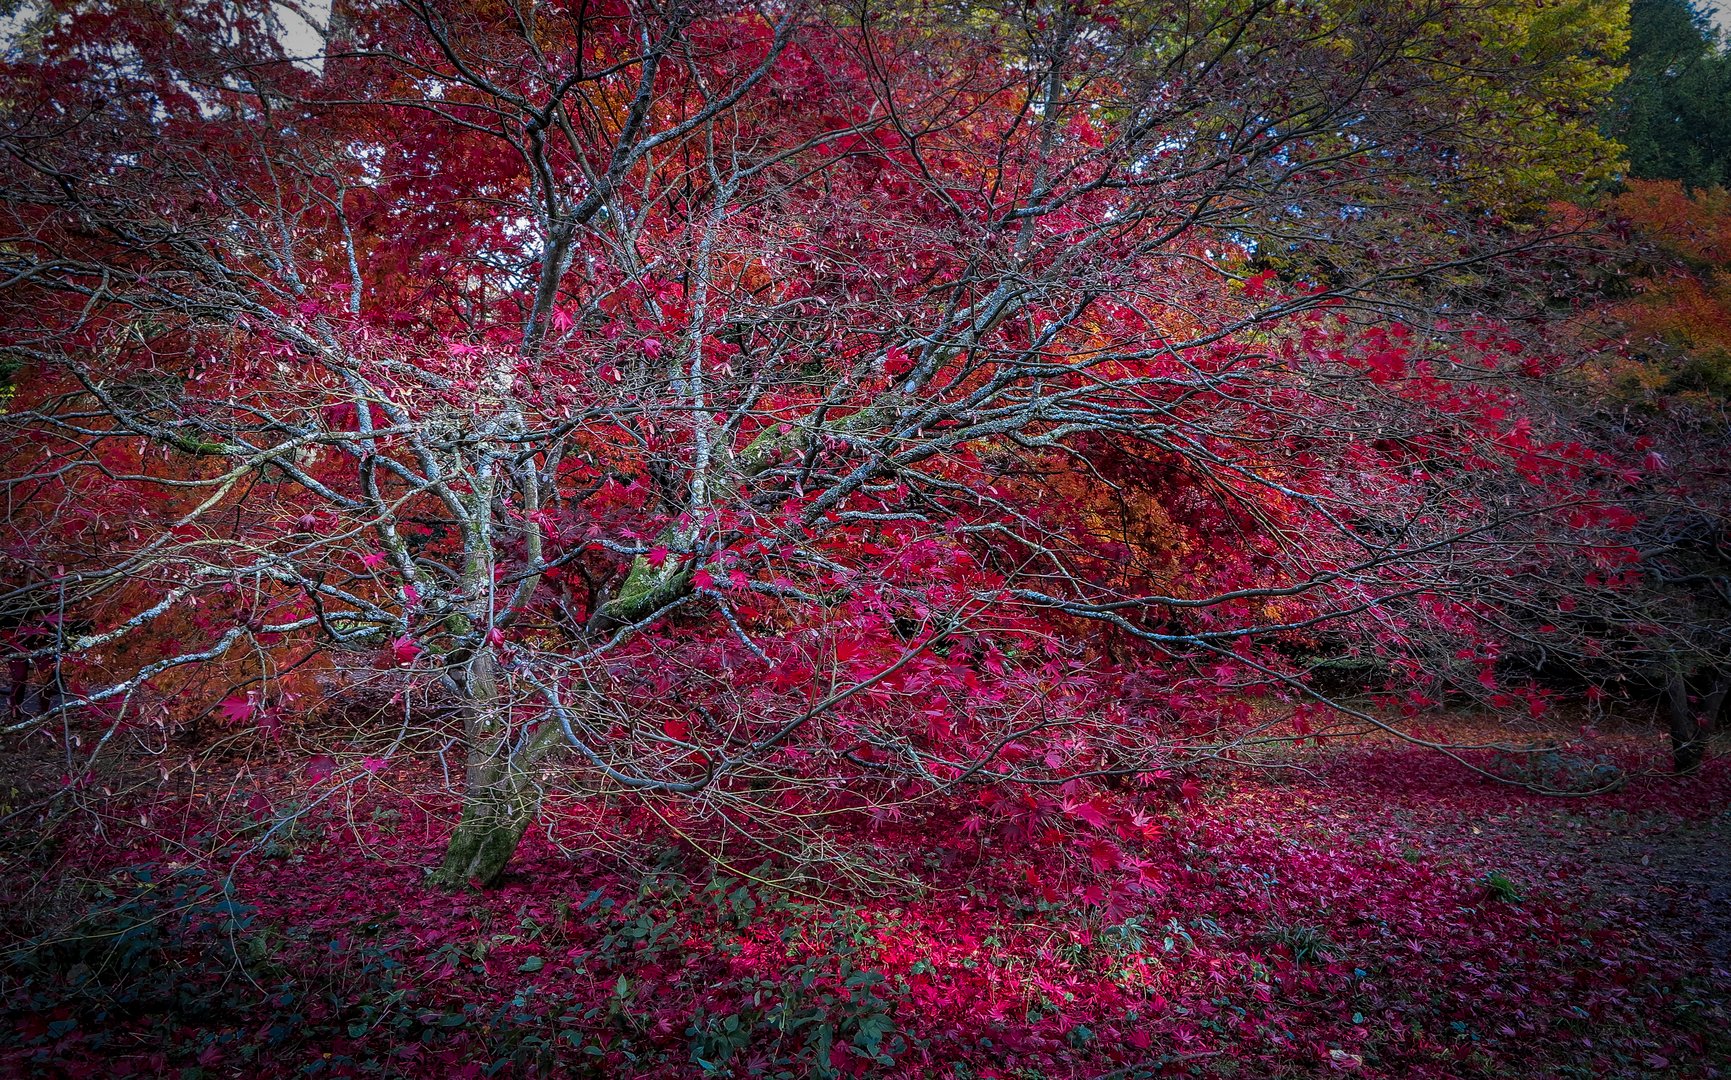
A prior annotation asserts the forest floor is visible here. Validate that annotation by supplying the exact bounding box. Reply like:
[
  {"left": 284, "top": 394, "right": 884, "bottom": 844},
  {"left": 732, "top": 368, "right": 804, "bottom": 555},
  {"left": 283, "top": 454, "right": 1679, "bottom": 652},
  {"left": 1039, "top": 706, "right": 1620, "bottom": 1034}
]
[
  {"left": 1523, "top": 781, "right": 1731, "bottom": 970},
  {"left": 0, "top": 715, "right": 1727, "bottom": 1079}
]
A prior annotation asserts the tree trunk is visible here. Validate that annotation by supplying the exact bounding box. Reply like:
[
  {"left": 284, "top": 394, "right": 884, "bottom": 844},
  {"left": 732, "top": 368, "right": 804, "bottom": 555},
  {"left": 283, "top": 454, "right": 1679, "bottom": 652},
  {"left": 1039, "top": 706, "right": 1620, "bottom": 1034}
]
[
  {"left": 1666, "top": 671, "right": 1705, "bottom": 775},
  {"left": 431, "top": 764, "right": 536, "bottom": 888},
  {"left": 429, "top": 647, "right": 555, "bottom": 888}
]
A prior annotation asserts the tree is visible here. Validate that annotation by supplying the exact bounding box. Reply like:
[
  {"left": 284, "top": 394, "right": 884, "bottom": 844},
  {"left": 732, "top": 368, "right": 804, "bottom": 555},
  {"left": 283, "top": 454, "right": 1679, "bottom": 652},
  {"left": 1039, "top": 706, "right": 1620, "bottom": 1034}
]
[
  {"left": 1610, "top": 0, "right": 1731, "bottom": 189},
  {"left": 1, "top": 0, "right": 1630, "bottom": 886},
  {"left": 1532, "top": 181, "right": 1731, "bottom": 772}
]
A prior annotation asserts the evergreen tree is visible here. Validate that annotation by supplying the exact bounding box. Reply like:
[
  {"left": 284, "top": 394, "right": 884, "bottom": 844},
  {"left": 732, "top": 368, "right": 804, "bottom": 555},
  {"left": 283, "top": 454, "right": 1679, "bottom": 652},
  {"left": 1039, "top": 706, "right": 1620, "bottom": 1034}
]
[{"left": 1613, "top": 0, "right": 1731, "bottom": 188}]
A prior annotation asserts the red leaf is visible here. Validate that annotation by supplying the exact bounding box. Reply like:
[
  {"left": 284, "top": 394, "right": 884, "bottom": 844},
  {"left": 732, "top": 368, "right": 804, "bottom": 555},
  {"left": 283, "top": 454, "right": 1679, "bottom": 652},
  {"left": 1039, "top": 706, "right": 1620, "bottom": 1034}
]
[
  {"left": 304, "top": 755, "right": 336, "bottom": 783},
  {"left": 1064, "top": 797, "right": 1113, "bottom": 830},
  {"left": 217, "top": 695, "right": 254, "bottom": 724},
  {"left": 1242, "top": 268, "right": 1277, "bottom": 299},
  {"left": 1365, "top": 348, "right": 1407, "bottom": 384}
]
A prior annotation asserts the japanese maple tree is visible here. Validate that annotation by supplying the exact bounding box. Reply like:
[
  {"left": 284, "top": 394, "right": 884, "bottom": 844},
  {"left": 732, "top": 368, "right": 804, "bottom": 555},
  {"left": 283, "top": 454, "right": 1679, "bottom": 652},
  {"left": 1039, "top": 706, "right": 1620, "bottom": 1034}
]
[{"left": 0, "top": 0, "right": 1631, "bottom": 884}]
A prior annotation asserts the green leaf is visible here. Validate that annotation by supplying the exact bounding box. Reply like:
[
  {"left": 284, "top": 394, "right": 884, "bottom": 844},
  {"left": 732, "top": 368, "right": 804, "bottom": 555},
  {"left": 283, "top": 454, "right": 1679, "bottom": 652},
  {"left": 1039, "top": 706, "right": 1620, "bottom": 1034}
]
[
  {"left": 852, "top": 1012, "right": 893, "bottom": 1052},
  {"left": 517, "top": 955, "right": 544, "bottom": 973}
]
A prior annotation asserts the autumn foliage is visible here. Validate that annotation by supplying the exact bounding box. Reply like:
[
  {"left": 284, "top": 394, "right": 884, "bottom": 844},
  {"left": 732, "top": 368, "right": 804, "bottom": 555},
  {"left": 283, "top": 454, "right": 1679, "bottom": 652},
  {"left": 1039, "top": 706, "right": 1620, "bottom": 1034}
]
[{"left": 0, "top": 0, "right": 1726, "bottom": 1076}]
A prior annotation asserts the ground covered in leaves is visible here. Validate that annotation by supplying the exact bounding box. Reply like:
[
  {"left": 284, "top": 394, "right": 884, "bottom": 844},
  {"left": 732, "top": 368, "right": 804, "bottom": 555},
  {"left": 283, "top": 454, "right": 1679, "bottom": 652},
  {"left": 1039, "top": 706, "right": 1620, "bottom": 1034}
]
[{"left": 2, "top": 725, "right": 1727, "bottom": 1079}]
